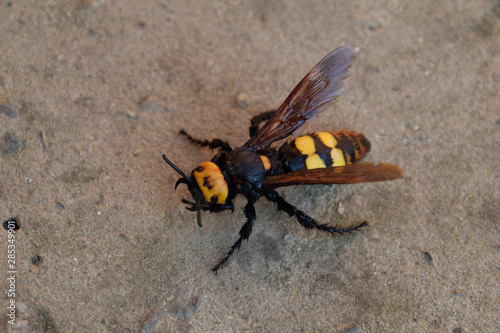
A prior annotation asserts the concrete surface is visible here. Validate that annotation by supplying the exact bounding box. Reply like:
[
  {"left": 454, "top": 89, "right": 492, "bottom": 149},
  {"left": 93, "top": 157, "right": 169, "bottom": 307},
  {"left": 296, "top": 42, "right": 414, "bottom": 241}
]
[{"left": 1, "top": 0, "right": 499, "bottom": 332}]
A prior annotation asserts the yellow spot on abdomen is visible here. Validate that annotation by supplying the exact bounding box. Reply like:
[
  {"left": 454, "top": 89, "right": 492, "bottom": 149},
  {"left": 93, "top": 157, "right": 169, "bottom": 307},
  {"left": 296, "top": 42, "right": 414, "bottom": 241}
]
[
  {"left": 193, "top": 161, "right": 228, "bottom": 204},
  {"left": 305, "top": 154, "right": 326, "bottom": 169},
  {"left": 316, "top": 132, "right": 337, "bottom": 148},
  {"left": 331, "top": 148, "right": 346, "bottom": 166},
  {"left": 294, "top": 136, "right": 316, "bottom": 155}
]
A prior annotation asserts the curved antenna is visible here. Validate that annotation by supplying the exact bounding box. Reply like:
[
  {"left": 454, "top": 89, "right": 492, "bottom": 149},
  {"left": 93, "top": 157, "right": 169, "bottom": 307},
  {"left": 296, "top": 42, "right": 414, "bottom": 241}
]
[
  {"left": 162, "top": 154, "right": 189, "bottom": 179},
  {"left": 196, "top": 203, "right": 202, "bottom": 228},
  {"left": 163, "top": 154, "right": 203, "bottom": 228}
]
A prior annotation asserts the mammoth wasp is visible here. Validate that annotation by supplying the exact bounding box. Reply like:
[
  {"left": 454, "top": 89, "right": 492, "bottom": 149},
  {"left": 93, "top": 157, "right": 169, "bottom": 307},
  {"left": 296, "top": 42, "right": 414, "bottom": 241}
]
[{"left": 163, "top": 45, "right": 403, "bottom": 272}]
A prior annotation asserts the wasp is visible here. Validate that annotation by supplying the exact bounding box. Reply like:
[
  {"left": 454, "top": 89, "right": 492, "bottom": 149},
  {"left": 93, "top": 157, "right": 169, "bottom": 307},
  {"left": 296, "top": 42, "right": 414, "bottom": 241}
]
[{"left": 163, "top": 45, "right": 404, "bottom": 272}]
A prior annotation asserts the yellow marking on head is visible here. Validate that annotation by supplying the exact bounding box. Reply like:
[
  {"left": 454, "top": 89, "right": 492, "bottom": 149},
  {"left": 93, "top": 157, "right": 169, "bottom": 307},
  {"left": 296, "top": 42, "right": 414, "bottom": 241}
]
[
  {"left": 305, "top": 154, "right": 326, "bottom": 169},
  {"left": 259, "top": 155, "right": 271, "bottom": 170},
  {"left": 294, "top": 135, "right": 316, "bottom": 155},
  {"left": 193, "top": 161, "right": 228, "bottom": 204},
  {"left": 331, "top": 148, "right": 347, "bottom": 166},
  {"left": 316, "top": 132, "right": 337, "bottom": 148}
]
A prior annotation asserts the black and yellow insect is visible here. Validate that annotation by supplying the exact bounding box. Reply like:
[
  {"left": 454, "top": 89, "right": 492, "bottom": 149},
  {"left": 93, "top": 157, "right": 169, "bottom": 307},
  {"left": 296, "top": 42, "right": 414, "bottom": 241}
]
[{"left": 163, "top": 45, "right": 404, "bottom": 272}]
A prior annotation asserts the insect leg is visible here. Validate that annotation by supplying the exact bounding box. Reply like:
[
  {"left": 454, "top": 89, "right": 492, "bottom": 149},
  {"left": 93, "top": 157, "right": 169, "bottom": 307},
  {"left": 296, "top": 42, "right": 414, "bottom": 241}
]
[
  {"left": 179, "top": 129, "right": 232, "bottom": 152},
  {"left": 265, "top": 189, "right": 368, "bottom": 235},
  {"left": 249, "top": 110, "right": 276, "bottom": 137},
  {"left": 203, "top": 201, "right": 235, "bottom": 213},
  {"left": 212, "top": 200, "right": 256, "bottom": 272}
]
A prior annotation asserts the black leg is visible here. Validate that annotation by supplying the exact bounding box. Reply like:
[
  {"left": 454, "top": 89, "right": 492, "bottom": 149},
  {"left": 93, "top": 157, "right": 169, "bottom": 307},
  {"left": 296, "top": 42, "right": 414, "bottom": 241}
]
[
  {"left": 204, "top": 201, "right": 235, "bottom": 213},
  {"left": 179, "top": 129, "right": 232, "bottom": 152},
  {"left": 181, "top": 199, "right": 234, "bottom": 213},
  {"left": 249, "top": 110, "right": 276, "bottom": 137},
  {"left": 212, "top": 200, "right": 256, "bottom": 272},
  {"left": 265, "top": 189, "right": 368, "bottom": 235}
]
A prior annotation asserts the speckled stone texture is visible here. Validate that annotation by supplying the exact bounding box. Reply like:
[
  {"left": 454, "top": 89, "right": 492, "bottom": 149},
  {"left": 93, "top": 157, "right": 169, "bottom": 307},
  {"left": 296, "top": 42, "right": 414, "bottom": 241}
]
[{"left": 0, "top": 1, "right": 498, "bottom": 332}]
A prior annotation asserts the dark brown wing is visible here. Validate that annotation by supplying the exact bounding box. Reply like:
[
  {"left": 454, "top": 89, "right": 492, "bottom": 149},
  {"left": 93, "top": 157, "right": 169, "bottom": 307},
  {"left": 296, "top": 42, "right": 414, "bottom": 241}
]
[
  {"left": 264, "top": 163, "right": 404, "bottom": 188},
  {"left": 247, "top": 45, "right": 358, "bottom": 149}
]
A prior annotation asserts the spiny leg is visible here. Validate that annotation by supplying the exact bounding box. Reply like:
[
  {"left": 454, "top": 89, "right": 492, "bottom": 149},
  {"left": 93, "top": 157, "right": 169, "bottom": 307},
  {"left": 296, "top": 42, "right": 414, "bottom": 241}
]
[
  {"left": 204, "top": 201, "right": 235, "bottom": 213},
  {"left": 265, "top": 189, "right": 368, "bottom": 235},
  {"left": 249, "top": 110, "right": 276, "bottom": 137},
  {"left": 212, "top": 200, "right": 256, "bottom": 272},
  {"left": 179, "top": 129, "right": 232, "bottom": 152}
]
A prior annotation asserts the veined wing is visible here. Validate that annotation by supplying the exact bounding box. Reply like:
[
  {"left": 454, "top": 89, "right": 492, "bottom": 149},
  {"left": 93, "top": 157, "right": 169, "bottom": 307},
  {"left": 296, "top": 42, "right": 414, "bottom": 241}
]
[
  {"left": 264, "top": 163, "right": 404, "bottom": 188},
  {"left": 247, "top": 45, "right": 358, "bottom": 149}
]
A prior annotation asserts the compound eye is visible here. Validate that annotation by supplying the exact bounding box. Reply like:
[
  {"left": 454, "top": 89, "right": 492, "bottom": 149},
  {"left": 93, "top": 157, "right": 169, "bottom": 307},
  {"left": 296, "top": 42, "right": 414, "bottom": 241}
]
[{"left": 192, "top": 162, "right": 228, "bottom": 204}]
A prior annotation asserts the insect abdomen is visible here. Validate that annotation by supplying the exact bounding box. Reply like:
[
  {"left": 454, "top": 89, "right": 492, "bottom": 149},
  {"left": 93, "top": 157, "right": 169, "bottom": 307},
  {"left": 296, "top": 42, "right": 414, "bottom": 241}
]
[{"left": 279, "top": 131, "right": 371, "bottom": 172}]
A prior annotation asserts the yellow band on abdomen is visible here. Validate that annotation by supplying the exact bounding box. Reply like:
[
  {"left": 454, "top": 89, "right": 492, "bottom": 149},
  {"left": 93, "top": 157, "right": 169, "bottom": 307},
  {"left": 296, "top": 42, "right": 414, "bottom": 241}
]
[
  {"left": 294, "top": 135, "right": 316, "bottom": 155},
  {"left": 305, "top": 154, "right": 326, "bottom": 169}
]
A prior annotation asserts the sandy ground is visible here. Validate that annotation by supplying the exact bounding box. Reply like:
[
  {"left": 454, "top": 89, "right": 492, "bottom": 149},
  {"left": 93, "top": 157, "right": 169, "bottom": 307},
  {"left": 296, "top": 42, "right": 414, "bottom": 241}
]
[{"left": 1, "top": 0, "right": 499, "bottom": 332}]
